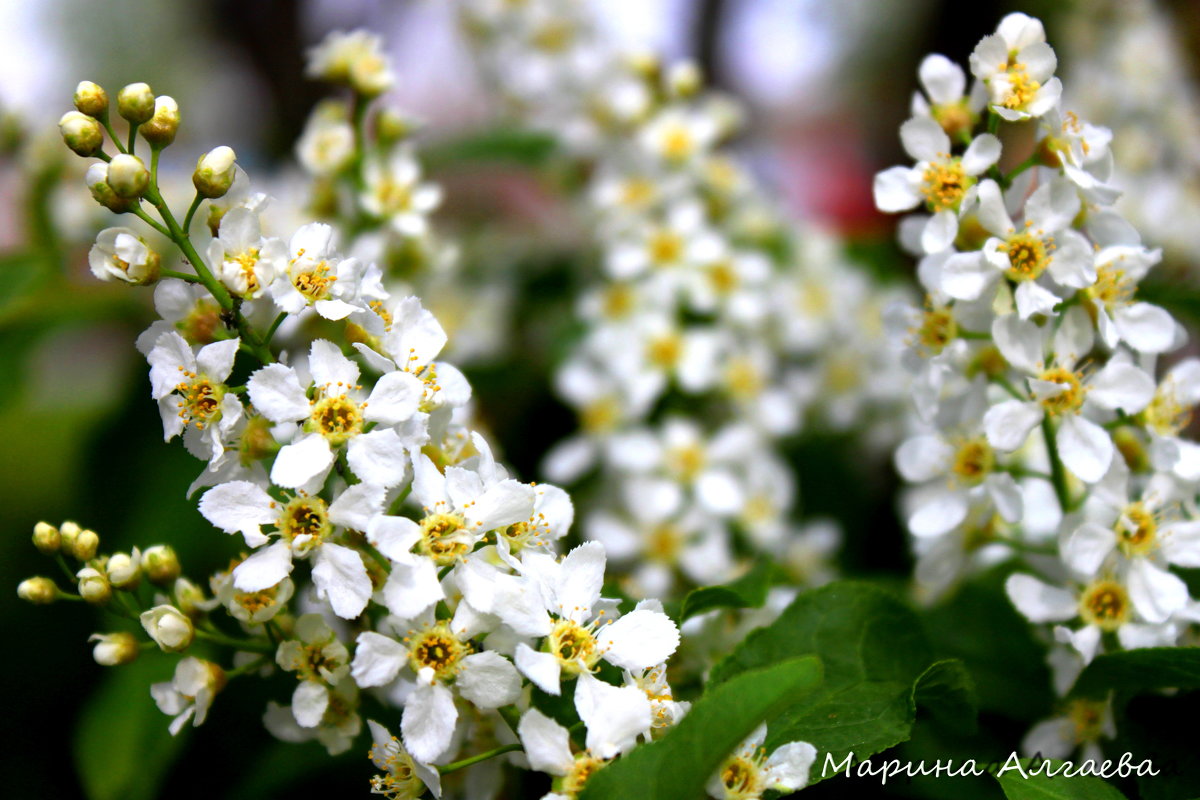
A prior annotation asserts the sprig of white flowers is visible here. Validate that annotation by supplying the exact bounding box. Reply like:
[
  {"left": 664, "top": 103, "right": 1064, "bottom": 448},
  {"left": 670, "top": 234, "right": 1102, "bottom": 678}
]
[{"left": 879, "top": 11, "right": 1200, "bottom": 764}]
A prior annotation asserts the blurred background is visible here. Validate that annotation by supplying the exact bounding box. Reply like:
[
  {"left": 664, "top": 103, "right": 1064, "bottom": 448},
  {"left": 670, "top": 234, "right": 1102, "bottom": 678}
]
[{"left": 2, "top": 0, "right": 1199, "bottom": 797}]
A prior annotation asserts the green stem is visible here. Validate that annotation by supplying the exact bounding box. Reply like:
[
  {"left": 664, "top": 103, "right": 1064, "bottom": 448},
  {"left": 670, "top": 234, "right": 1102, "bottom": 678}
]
[
  {"left": 958, "top": 329, "right": 991, "bottom": 340},
  {"left": 226, "top": 656, "right": 269, "bottom": 679},
  {"left": 496, "top": 705, "right": 521, "bottom": 737},
  {"left": 987, "top": 112, "right": 1000, "bottom": 135},
  {"left": 1001, "top": 153, "right": 1040, "bottom": 189},
  {"left": 350, "top": 93, "right": 370, "bottom": 193},
  {"left": 100, "top": 115, "right": 126, "bottom": 154},
  {"left": 263, "top": 312, "right": 288, "bottom": 347},
  {"left": 160, "top": 269, "right": 200, "bottom": 283},
  {"left": 132, "top": 206, "right": 172, "bottom": 238},
  {"left": 194, "top": 628, "right": 275, "bottom": 655},
  {"left": 53, "top": 554, "right": 78, "bottom": 584},
  {"left": 1041, "top": 416, "right": 1072, "bottom": 512},
  {"left": 438, "top": 743, "right": 522, "bottom": 775},
  {"left": 182, "top": 192, "right": 203, "bottom": 236},
  {"left": 360, "top": 539, "right": 393, "bottom": 575},
  {"left": 993, "top": 375, "right": 1026, "bottom": 401},
  {"left": 127, "top": 124, "right": 139, "bottom": 155}
]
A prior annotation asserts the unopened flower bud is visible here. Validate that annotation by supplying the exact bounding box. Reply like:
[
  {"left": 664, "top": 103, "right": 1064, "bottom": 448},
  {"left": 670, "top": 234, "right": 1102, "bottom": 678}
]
[
  {"left": 86, "top": 163, "right": 136, "bottom": 213},
  {"left": 142, "top": 545, "right": 180, "bottom": 585},
  {"left": 375, "top": 109, "right": 414, "bottom": 146},
  {"left": 18, "top": 577, "right": 58, "bottom": 605},
  {"left": 117, "top": 82, "right": 155, "bottom": 124},
  {"left": 71, "top": 528, "right": 100, "bottom": 561},
  {"left": 59, "top": 520, "right": 82, "bottom": 553},
  {"left": 74, "top": 81, "right": 109, "bottom": 117},
  {"left": 32, "top": 522, "right": 60, "bottom": 555},
  {"left": 89, "top": 632, "right": 140, "bottom": 666},
  {"left": 193, "top": 146, "right": 237, "bottom": 198},
  {"left": 174, "top": 577, "right": 208, "bottom": 617},
  {"left": 667, "top": 61, "right": 701, "bottom": 98},
  {"left": 140, "top": 96, "right": 179, "bottom": 148},
  {"left": 140, "top": 605, "right": 194, "bottom": 652},
  {"left": 77, "top": 567, "right": 113, "bottom": 605},
  {"left": 58, "top": 111, "right": 103, "bottom": 157},
  {"left": 107, "top": 153, "right": 150, "bottom": 198},
  {"left": 106, "top": 549, "right": 142, "bottom": 590}
]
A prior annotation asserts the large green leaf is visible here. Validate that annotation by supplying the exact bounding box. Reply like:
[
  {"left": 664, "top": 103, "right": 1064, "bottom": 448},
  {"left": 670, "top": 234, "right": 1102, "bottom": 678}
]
[
  {"left": 995, "top": 759, "right": 1129, "bottom": 800},
  {"left": 679, "top": 559, "right": 777, "bottom": 622},
  {"left": 912, "top": 659, "right": 978, "bottom": 736},
  {"left": 74, "top": 654, "right": 189, "bottom": 800},
  {"left": 1068, "top": 647, "right": 1200, "bottom": 699},
  {"left": 706, "top": 582, "right": 964, "bottom": 783},
  {"left": 579, "top": 656, "right": 823, "bottom": 800}
]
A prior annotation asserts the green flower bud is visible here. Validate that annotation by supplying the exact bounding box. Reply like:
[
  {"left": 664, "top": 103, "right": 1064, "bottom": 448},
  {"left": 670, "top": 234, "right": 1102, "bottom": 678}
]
[
  {"left": 89, "top": 632, "right": 140, "bottom": 666},
  {"left": 58, "top": 111, "right": 103, "bottom": 157},
  {"left": 106, "top": 153, "right": 150, "bottom": 199},
  {"left": 32, "top": 522, "right": 60, "bottom": 555},
  {"left": 140, "top": 96, "right": 179, "bottom": 148},
  {"left": 667, "top": 61, "right": 701, "bottom": 98},
  {"left": 86, "top": 163, "right": 136, "bottom": 213},
  {"left": 58, "top": 520, "right": 82, "bottom": 553},
  {"left": 74, "top": 81, "right": 109, "bottom": 117},
  {"left": 117, "top": 82, "right": 155, "bottom": 124},
  {"left": 193, "top": 146, "right": 236, "bottom": 198},
  {"left": 142, "top": 545, "right": 180, "bottom": 585},
  {"left": 140, "top": 605, "right": 194, "bottom": 652},
  {"left": 77, "top": 567, "right": 113, "bottom": 605},
  {"left": 71, "top": 528, "right": 100, "bottom": 561},
  {"left": 106, "top": 549, "right": 142, "bottom": 590},
  {"left": 17, "top": 577, "right": 58, "bottom": 605}
]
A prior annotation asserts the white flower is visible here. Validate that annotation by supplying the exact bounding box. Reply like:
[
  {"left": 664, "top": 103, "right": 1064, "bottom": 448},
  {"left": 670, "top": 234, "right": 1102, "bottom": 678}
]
[
  {"left": 307, "top": 29, "right": 394, "bottom": 96},
  {"left": 969, "top": 13, "right": 1062, "bottom": 121},
  {"left": 199, "top": 480, "right": 383, "bottom": 618},
  {"left": 361, "top": 147, "right": 443, "bottom": 237},
  {"left": 147, "top": 332, "right": 243, "bottom": 463},
  {"left": 207, "top": 208, "right": 286, "bottom": 299},
  {"left": 1022, "top": 697, "right": 1114, "bottom": 767},
  {"left": 706, "top": 724, "right": 818, "bottom": 800},
  {"left": 269, "top": 223, "right": 366, "bottom": 320},
  {"left": 873, "top": 115, "right": 1001, "bottom": 254},
  {"left": 367, "top": 720, "right": 442, "bottom": 799},
  {"left": 247, "top": 339, "right": 422, "bottom": 488},
  {"left": 89, "top": 227, "right": 159, "bottom": 284},
  {"left": 296, "top": 103, "right": 355, "bottom": 176},
  {"left": 639, "top": 107, "right": 718, "bottom": 166},
  {"left": 499, "top": 542, "right": 680, "bottom": 695},
  {"left": 983, "top": 307, "right": 1155, "bottom": 483},
  {"left": 910, "top": 53, "right": 986, "bottom": 138},
  {"left": 140, "top": 605, "right": 195, "bottom": 652},
  {"left": 151, "top": 657, "right": 224, "bottom": 735},
  {"left": 276, "top": 614, "right": 350, "bottom": 727}
]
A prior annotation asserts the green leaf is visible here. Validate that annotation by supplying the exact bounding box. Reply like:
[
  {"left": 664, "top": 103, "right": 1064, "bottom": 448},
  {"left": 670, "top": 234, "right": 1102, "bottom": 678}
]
[
  {"left": 74, "top": 654, "right": 188, "bottom": 800},
  {"left": 921, "top": 569, "right": 1054, "bottom": 720},
  {"left": 995, "top": 759, "right": 1129, "bottom": 800},
  {"left": 579, "top": 656, "right": 823, "bottom": 800},
  {"left": 679, "top": 560, "right": 777, "bottom": 622},
  {"left": 1069, "top": 647, "right": 1200, "bottom": 699},
  {"left": 913, "top": 659, "right": 978, "bottom": 736},
  {"left": 707, "top": 582, "right": 945, "bottom": 783}
]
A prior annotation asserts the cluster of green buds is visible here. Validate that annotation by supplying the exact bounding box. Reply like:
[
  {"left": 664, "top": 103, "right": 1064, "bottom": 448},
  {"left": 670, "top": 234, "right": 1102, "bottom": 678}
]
[{"left": 18, "top": 519, "right": 191, "bottom": 666}]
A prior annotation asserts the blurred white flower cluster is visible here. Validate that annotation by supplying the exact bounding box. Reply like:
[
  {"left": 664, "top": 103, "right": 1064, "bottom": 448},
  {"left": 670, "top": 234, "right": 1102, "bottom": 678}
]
[
  {"left": 462, "top": 0, "right": 912, "bottom": 602},
  {"left": 879, "top": 11, "right": 1200, "bottom": 763}
]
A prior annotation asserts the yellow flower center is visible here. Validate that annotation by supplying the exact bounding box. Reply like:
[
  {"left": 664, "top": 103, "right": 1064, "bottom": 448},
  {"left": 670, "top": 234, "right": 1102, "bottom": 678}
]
[
  {"left": 1001, "top": 63, "right": 1041, "bottom": 110},
  {"left": 1087, "top": 265, "right": 1134, "bottom": 313},
  {"left": 547, "top": 619, "right": 601, "bottom": 675},
  {"left": 602, "top": 284, "right": 637, "bottom": 318},
  {"left": 648, "top": 230, "right": 684, "bottom": 266},
  {"left": 1000, "top": 231, "right": 1052, "bottom": 282},
  {"left": 914, "top": 307, "right": 957, "bottom": 356},
  {"left": 724, "top": 357, "right": 765, "bottom": 400},
  {"left": 660, "top": 125, "right": 695, "bottom": 162},
  {"left": 1140, "top": 387, "right": 1192, "bottom": 437},
  {"left": 1036, "top": 366, "right": 1086, "bottom": 416},
  {"left": 646, "top": 333, "right": 683, "bottom": 369},
  {"left": 417, "top": 512, "right": 471, "bottom": 566},
  {"left": 580, "top": 396, "right": 621, "bottom": 434},
  {"left": 921, "top": 158, "right": 972, "bottom": 212},
  {"left": 1066, "top": 698, "right": 1107, "bottom": 743},
  {"left": 291, "top": 255, "right": 338, "bottom": 301},
  {"left": 277, "top": 495, "right": 332, "bottom": 545},
  {"left": 559, "top": 753, "right": 607, "bottom": 797},
  {"left": 931, "top": 100, "right": 974, "bottom": 138},
  {"left": 1079, "top": 579, "right": 1130, "bottom": 632},
  {"left": 666, "top": 443, "right": 707, "bottom": 482},
  {"left": 1115, "top": 502, "right": 1158, "bottom": 557},
  {"left": 233, "top": 247, "right": 261, "bottom": 294},
  {"left": 174, "top": 372, "right": 225, "bottom": 430},
  {"left": 951, "top": 437, "right": 994, "bottom": 486},
  {"left": 408, "top": 622, "right": 470, "bottom": 681},
  {"left": 309, "top": 393, "right": 364, "bottom": 446},
  {"left": 719, "top": 752, "right": 767, "bottom": 800}
]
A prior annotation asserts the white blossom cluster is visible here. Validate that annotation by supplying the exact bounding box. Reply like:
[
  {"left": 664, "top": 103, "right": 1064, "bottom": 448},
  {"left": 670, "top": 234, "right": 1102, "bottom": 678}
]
[
  {"left": 878, "top": 12, "right": 1200, "bottom": 762},
  {"left": 23, "top": 42, "right": 714, "bottom": 800},
  {"left": 461, "top": 0, "right": 911, "bottom": 601}
]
